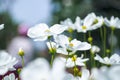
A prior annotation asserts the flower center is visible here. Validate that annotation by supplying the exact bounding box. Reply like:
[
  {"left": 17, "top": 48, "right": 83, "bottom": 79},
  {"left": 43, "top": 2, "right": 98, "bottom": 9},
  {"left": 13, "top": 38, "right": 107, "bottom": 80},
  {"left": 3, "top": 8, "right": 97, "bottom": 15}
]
[
  {"left": 82, "top": 26, "right": 86, "bottom": 30},
  {"left": 68, "top": 27, "right": 73, "bottom": 33},
  {"left": 69, "top": 43, "right": 74, "bottom": 47},
  {"left": 71, "top": 55, "right": 77, "bottom": 62},
  {"left": 45, "top": 29, "right": 50, "bottom": 32}
]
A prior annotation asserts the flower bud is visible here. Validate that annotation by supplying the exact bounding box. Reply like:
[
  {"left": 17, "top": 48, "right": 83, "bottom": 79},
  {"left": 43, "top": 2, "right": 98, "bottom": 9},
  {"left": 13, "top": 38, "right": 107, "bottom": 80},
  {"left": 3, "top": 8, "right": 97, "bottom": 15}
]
[
  {"left": 88, "top": 37, "right": 93, "bottom": 43},
  {"left": 18, "top": 48, "right": 24, "bottom": 56}
]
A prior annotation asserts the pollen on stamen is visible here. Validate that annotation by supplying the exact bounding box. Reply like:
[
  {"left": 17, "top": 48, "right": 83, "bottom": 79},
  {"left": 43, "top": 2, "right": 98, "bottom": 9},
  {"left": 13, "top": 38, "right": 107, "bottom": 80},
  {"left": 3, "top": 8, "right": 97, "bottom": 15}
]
[
  {"left": 45, "top": 29, "right": 50, "bottom": 32},
  {"left": 71, "top": 55, "right": 77, "bottom": 62},
  {"left": 69, "top": 43, "right": 74, "bottom": 47},
  {"left": 82, "top": 26, "right": 87, "bottom": 30}
]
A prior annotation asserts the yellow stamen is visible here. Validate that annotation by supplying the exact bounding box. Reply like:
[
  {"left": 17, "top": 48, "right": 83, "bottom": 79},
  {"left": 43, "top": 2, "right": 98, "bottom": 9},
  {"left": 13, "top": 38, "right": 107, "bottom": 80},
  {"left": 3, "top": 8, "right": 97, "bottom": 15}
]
[
  {"left": 69, "top": 43, "right": 74, "bottom": 47},
  {"left": 45, "top": 29, "right": 50, "bottom": 32},
  {"left": 68, "top": 27, "right": 73, "bottom": 33},
  {"left": 82, "top": 26, "right": 87, "bottom": 30},
  {"left": 71, "top": 55, "right": 77, "bottom": 62}
]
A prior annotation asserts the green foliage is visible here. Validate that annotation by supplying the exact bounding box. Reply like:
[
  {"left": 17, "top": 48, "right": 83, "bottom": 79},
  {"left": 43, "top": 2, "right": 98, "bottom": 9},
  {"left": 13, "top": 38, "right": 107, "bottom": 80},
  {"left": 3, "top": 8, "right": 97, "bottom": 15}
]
[{"left": 0, "top": 12, "right": 18, "bottom": 49}]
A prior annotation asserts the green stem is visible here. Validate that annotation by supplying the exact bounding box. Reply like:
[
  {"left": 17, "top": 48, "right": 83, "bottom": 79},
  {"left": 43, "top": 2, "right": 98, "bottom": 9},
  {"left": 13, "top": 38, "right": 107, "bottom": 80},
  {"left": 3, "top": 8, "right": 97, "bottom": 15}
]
[
  {"left": 100, "top": 27, "right": 104, "bottom": 55},
  {"left": 103, "top": 27, "right": 106, "bottom": 57},
  {"left": 84, "top": 33, "right": 86, "bottom": 57},
  {"left": 50, "top": 54, "right": 54, "bottom": 67},
  {"left": 100, "top": 27, "right": 103, "bottom": 42},
  {"left": 110, "top": 29, "right": 114, "bottom": 56},
  {"left": 21, "top": 56, "right": 24, "bottom": 68}
]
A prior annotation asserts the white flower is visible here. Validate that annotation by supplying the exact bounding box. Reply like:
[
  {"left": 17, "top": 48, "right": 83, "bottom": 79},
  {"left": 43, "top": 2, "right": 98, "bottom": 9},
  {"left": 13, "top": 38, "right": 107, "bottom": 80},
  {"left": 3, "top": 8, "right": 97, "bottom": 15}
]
[
  {"left": 27, "top": 23, "right": 66, "bottom": 41},
  {"left": 54, "top": 35, "right": 91, "bottom": 55},
  {"left": 91, "top": 45, "right": 100, "bottom": 54},
  {"left": 94, "top": 53, "right": 120, "bottom": 65},
  {"left": 60, "top": 18, "right": 75, "bottom": 32},
  {"left": 75, "top": 13, "right": 103, "bottom": 33},
  {"left": 20, "top": 57, "right": 67, "bottom": 80},
  {"left": 92, "top": 66, "right": 109, "bottom": 80},
  {"left": 0, "top": 24, "right": 4, "bottom": 30},
  {"left": 2, "top": 73, "right": 18, "bottom": 80},
  {"left": 64, "top": 68, "right": 90, "bottom": 80},
  {"left": 104, "top": 16, "right": 120, "bottom": 29},
  {"left": 92, "top": 66, "right": 120, "bottom": 80},
  {"left": 108, "top": 66, "right": 120, "bottom": 80},
  {"left": 62, "top": 55, "right": 89, "bottom": 67},
  {"left": 46, "top": 41, "right": 59, "bottom": 53},
  {"left": 0, "top": 51, "right": 18, "bottom": 75}
]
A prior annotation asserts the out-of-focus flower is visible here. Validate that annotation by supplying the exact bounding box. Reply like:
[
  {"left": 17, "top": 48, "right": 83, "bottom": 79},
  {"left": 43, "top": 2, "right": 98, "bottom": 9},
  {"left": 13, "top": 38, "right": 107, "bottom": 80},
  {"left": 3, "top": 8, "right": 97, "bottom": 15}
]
[
  {"left": 75, "top": 13, "right": 103, "bottom": 33},
  {"left": 64, "top": 68, "right": 90, "bottom": 80},
  {"left": 62, "top": 55, "right": 89, "bottom": 67},
  {"left": 0, "top": 24, "right": 4, "bottom": 30},
  {"left": 54, "top": 35, "right": 91, "bottom": 55},
  {"left": 0, "top": 51, "right": 18, "bottom": 75},
  {"left": 20, "top": 57, "right": 67, "bottom": 80},
  {"left": 60, "top": 18, "right": 75, "bottom": 32},
  {"left": 104, "top": 16, "right": 120, "bottom": 29},
  {"left": 92, "top": 66, "right": 109, "bottom": 80},
  {"left": 27, "top": 23, "right": 66, "bottom": 41},
  {"left": 2, "top": 73, "right": 18, "bottom": 80},
  {"left": 92, "top": 66, "right": 120, "bottom": 80},
  {"left": 91, "top": 45, "right": 100, "bottom": 54},
  {"left": 108, "top": 66, "right": 120, "bottom": 80},
  {"left": 94, "top": 53, "right": 120, "bottom": 65}
]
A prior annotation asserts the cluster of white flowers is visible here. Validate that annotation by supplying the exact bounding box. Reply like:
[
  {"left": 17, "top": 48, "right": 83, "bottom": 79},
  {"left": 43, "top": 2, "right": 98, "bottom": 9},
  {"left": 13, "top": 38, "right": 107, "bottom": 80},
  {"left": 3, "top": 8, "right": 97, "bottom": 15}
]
[{"left": 1, "top": 13, "right": 120, "bottom": 80}]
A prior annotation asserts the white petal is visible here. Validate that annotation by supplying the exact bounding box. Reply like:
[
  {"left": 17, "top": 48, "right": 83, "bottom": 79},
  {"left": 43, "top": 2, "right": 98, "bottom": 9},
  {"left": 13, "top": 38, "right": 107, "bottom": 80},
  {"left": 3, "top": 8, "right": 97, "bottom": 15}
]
[
  {"left": 57, "top": 48, "right": 68, "bottom": 55},
  {"left": 50, "top": 24, "right": 66, "bottom": 34},
  {"left": 94, "top": 54, "right": 105, "bottom": 64},
  {"left": 34, "top": 36, "right": 48, "bottom": 41},
  {"left": 0, "top": 24, "right": 4, "bottom": 30},
  {"left": 66, "top": 58, "right": 74, "bottom": 67},
  {"left": 104, "top": 18, "right": 111, "bottom": 27},
  {"left": 76, "top": 42, "right": 91, "bottom": 51},
  {"left": 80, "top": 68, "right": 90, "bottom": 80},
  {"left": 0, "top": 67, "right": 8, "bottom": 75},
  {"left": 27, "top": 23, "right": 49, "bottom": 38},
  {"left": 54, "top": 35, "right": 69, "bottom": 47}
]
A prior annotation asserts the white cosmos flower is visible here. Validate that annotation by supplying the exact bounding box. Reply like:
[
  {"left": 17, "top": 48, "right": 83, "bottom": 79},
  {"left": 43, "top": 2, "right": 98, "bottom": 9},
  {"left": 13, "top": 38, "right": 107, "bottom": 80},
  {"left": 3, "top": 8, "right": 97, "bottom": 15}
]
[
  {"left": 75, "top": 13, "right": 103, "bottom": 33},
  {"left": 27, "top": 23, "right": 66, "bottom": 41},
  {"left": 62, "top": 55, "right": 89, "bottom": 67},
  {"left": 60, "top": 18, "right": 75, "bottom": 32},
  {"left": 0, "top": 24, "right": 4, "bottom": 30},
  {"left": 104, "top": 16, "right": 120, "bottom": 29},
  {"left": 94, "top": 53, "right": 120, "bottom": 65},
  {"left": 20, "top": 57, "right": 67, "bottom": 80},
  {"left": 2, "top": 73, "right": 18, "bottom": 80},
  {"left": 0, "top": 51, "right": 18, "bottom": 75},
  {"left": 54, "top": 35, "right": 91, "bottom": 55}
]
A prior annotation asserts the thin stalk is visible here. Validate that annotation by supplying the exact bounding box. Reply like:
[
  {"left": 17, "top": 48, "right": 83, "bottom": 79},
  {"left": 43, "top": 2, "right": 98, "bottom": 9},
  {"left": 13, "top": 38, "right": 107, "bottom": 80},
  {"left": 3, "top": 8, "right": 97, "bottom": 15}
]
[
  {"left": 50, "top": 54, "right": 54, "bottom": 67},
  {"left": 100, "top": 27, "right": 104, "bottom": 55},
  {"left": 21, "top": 56, "right": 24, "bottom": 68},
  {"left": 84, "top": 33, "right": 86, "bottom": 57},
  {"left": 110, "top": 29, "right": 114, "bottom": 56},
  {"left": 103, "top": 27, "right": 106, "bottom": 57}
]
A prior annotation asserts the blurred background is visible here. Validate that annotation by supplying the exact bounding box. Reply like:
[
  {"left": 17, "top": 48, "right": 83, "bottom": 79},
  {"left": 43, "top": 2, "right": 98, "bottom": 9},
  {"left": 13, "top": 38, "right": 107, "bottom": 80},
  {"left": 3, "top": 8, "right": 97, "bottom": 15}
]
[{"left": 0, "top": 0, "right": 120, "bottom": 65}]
